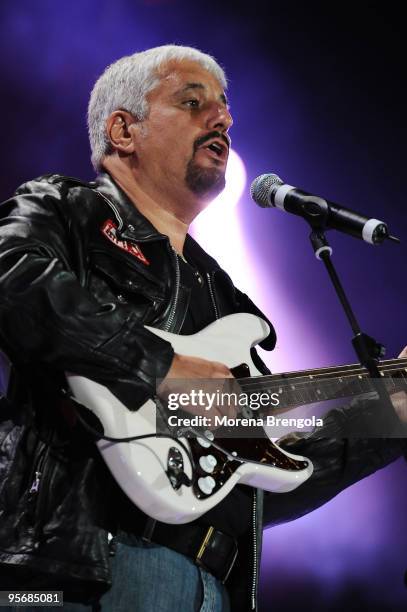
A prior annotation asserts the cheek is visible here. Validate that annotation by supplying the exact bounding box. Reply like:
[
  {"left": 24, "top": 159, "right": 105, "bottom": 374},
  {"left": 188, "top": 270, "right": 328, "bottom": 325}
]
[
  {"left": 157, "top": 133, "right": 193, "bottom": 166},
  {"left": 138, "top": 114, "right": 194, "bottom": 166}
]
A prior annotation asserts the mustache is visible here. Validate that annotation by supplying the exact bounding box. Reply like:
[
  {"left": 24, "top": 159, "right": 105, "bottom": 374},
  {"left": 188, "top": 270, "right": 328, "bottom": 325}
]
[{"left": 193, "top": 131, "right": 231, "bottom": 152}]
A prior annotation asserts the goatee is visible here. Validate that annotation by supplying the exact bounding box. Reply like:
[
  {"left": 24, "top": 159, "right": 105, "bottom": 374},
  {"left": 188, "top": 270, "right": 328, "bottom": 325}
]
[{"left": 185, "top": 159, "right": 226, "bottom": 198}]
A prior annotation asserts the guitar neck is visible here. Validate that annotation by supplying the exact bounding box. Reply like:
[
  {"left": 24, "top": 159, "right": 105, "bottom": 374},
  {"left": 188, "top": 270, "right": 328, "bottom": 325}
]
[{"left": 238, "top": 358, "right": 407, "bottom": 413}]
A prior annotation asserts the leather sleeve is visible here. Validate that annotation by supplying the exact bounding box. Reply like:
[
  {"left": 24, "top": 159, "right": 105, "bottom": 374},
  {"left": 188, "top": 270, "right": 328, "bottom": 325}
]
[
  {"left": 262, "top": 397, "right": 407, "bottom": 528},
  {"left": 0, "top": 177, "right": 174, "bottom": 409}
]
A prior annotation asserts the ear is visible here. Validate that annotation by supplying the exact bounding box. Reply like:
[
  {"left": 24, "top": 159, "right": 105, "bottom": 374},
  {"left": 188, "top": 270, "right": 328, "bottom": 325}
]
[{"left": 105, "top": 110, "right": 137, "bottom": 156}]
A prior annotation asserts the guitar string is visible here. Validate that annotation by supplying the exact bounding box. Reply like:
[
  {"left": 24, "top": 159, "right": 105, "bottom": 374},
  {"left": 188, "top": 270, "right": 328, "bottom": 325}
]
[
  {"left": 74, "top": 403, "right": 308, "bottom": 483},
  {"left": 237, "top": 362, "right": 407, "bottom": 392},
  {"left": 233, "top": 367, "right": 407, "bottom": 413},
  {"left": 238, "top": 371, "right": 407, "bottom": 401},
  {"left": 249, "top": 357, "right": 407, "bottom": 379},
  {"left": 241, "top": 358, "right": 407, "bottom": 382},
  {"left": 239, "top": 366, "right": 407, "bottom": 391},
  {"left": 237, "top": 369, "right": 407, "bottom": 390},
  {"left": 236, "top": 358, "right": 407, "bottom": 387}
]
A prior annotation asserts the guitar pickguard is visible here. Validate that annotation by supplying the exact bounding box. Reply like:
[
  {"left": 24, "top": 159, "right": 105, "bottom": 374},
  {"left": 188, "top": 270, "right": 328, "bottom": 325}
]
[{"left": 190, "top": 437, "right": 309, "bottom": 499}]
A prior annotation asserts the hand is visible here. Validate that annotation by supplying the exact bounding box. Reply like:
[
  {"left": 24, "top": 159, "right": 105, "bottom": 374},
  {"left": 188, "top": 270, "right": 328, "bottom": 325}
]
[
  {"left": 162, "top": 353, "right": 233, "bottom": 381},
  {"left": 390, "top": 345, "right": 407, "bottom": 423},
  {"left": 157, "top": 353, "right": 239, "bottom": 423}
]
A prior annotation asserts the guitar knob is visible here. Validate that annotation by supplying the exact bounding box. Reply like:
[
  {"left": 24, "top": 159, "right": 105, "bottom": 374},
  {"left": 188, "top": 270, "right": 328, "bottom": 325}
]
[
  {"left": 199, "top": 454, "right": 217, "bottom": 473},
  {"left": 197, "top": 476, "right": 216, "bottom": 495},
  {"left": 197, "top": 431, "right": 214, "bottom": 448},
  {"left": 197, "top": 436, "right": 211, "bottom": 449}
]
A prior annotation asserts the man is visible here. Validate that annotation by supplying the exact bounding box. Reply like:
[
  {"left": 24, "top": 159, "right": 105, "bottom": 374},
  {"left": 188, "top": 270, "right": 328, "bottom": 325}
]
[{"left": 0, "top": 45, "right": 405, "bottom": 612}]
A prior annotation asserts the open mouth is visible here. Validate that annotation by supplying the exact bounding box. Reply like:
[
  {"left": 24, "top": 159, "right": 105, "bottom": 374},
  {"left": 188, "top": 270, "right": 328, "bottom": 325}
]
[{"left": 202, "top": 140, "right": 228, "bottom": 161}]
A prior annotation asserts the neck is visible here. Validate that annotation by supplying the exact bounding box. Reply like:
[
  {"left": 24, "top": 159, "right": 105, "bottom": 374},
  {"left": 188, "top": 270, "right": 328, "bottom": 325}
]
[
  {"left": 103, "top": 158, "right": 202, "bottom": 255},
  {"left": 237, "top": 356, "right": 407, "bottom": 416}
]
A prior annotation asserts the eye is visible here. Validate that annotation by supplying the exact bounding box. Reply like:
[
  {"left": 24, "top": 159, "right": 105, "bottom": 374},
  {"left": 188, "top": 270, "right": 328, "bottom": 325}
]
[{"left": 183, "top": 99, "right": 200, "bottom": 109}]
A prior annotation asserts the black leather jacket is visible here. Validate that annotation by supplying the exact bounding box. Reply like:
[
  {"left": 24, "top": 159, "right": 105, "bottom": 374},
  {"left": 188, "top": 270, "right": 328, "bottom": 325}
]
[{"left": 0, "top": 173, "right": 405, "bottom": 610}]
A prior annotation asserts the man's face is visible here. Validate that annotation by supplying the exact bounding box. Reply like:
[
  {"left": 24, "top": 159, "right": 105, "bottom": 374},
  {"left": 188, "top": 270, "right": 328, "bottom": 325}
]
[{"left": 132, "top": 59, "right": 233, "bottom": 209}]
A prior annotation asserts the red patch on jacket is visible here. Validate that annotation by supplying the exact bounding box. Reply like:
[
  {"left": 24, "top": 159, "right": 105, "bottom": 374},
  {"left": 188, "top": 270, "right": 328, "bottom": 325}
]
[{"left": 101, "top": 219, "right": 150, "bottom": 265}]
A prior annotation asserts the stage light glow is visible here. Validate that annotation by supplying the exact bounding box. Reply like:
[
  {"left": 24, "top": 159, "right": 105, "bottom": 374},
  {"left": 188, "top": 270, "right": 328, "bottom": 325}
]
[
  {"left": 208, "top": 148, "right": 247, "bottom": 213},
  {"left": 192, "top": 148, "right": 246, "bottom": 224},
  {"left": 190, "top": 149, "right": 247, "bottom": 273}
]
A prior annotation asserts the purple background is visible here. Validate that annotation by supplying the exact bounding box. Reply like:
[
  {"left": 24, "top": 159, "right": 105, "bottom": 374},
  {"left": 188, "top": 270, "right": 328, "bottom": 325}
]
[{"left": 1, "top": 2, "right": 406, "bottom": 610}]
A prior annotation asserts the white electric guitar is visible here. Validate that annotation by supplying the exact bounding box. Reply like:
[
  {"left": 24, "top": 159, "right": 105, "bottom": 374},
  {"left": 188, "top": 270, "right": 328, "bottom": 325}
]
[{"left": 66, "top": 313, "right": 407, "bottom": 524}]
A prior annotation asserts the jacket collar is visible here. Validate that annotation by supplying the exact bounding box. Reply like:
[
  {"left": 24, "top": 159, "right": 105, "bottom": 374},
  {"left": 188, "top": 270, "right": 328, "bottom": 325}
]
[
  {"left": 94, "top": 172, "right": 221, "bottom": 273},
  {"left": 94, "top": 172, "right": 166, "bottom": 243},
  {"left": 184, "top": 234, "right": 221, "bottom": 272}
]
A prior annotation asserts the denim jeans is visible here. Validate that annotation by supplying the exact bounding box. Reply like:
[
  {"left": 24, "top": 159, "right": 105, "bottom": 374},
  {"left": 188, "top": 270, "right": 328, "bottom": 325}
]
[{"left": 10, "top": 536, "right": 231, "bottom": 612}]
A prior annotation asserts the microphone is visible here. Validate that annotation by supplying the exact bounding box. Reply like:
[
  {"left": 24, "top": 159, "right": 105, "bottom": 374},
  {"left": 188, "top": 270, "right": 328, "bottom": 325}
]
[{"left": 250, "top": 173, "right": 400, "bottom": 245}]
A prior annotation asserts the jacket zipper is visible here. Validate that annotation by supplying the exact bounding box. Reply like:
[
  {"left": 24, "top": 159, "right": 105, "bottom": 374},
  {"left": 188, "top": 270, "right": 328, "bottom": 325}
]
[
  {"left": 251, "top": 489, "right": 258, "bottom": 610},
  {"left": 206, "top": 272, "right": 219, "bottom": 320},
  {"left": 28, "top": 436, "right": 57, "bottom": 548},
  {"left": 29, "top": 471, "right": 42, "bottom": 494},
  {"left": 28, "top": 444, "right": 47, "bottom": 498},
  {"left": 162, "top": 246, "right": 180, "bottom": 332},
  {"left": 208, "top": 270, "right": 259, "bottom": 609},
  {"left": 28, "top": 444, "right": 49, "bottom": 541}
]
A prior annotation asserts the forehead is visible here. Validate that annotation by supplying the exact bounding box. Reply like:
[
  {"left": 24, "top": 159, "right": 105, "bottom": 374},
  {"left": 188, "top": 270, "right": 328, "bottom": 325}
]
[{"left": 152, "top": 59, "right": 226, "bottom": 98}]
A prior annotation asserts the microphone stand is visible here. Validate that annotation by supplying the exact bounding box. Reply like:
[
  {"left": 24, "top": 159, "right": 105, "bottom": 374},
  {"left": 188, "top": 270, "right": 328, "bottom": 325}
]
[
  {"left": 308, "top": 218, "right": 406, "bottom": 588},
  {"left": 308, "top": 222, "right": 400, "bottom": 433}
]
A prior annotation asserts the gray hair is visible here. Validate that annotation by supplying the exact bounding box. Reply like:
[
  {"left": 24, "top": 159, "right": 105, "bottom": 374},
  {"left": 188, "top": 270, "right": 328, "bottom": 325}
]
[{"left": 87, "top": 45, "right": 227, "bottom": 171}]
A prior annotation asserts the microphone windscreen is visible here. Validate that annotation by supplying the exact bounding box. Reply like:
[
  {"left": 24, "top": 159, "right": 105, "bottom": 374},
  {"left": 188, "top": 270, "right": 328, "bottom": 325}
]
[{"left": 250, "top": 173, "right": 283, "bottom": 208}]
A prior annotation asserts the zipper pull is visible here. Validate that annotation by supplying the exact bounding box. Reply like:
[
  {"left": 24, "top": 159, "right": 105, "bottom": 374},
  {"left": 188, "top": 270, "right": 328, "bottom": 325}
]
[{"left": 29, "top": 471, "right": 42, "bottom": 494}]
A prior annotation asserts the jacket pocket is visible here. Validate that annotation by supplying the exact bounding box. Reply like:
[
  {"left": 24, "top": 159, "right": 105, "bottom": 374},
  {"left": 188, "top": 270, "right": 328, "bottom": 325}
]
[
  {"left": 90, "top": 249, "right": 165, "bottom": 299},
  {"left": 89, "top": 250, "right": 167, "bottom": 323}
]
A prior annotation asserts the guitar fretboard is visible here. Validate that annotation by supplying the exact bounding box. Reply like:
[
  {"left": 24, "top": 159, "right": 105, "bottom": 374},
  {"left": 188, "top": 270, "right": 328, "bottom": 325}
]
[{"left": 238, "top": 358, "right": 407, "bottom": 413}]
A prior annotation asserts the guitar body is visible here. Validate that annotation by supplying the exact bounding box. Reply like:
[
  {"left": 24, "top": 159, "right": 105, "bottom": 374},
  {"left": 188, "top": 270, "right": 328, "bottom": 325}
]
[{"left": 67, "top": 313, "right": 313, "bottom": 524}]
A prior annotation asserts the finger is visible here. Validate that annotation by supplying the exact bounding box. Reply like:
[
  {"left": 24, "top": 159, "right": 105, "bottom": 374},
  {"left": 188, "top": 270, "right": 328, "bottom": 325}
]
[
  {"left": 276, "top": 432, "right": 306, "bottom": 449},
  {"left": 211, "top": 361, "right": 234, "bottom": 378},
  {"left": 398, "top": 345, "right": 407, "bottom": 359},
  {"left": 207, "top": 408, "right": 222, "bottom": 430},
  {"left": 390, "top": 390, "right": 407, "bottom": 423}
]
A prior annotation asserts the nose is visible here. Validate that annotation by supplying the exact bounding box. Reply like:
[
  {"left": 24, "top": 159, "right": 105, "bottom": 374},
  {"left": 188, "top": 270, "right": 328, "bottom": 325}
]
[{"left": 206, "top": 101, "right": 233, "bottom": 133}]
